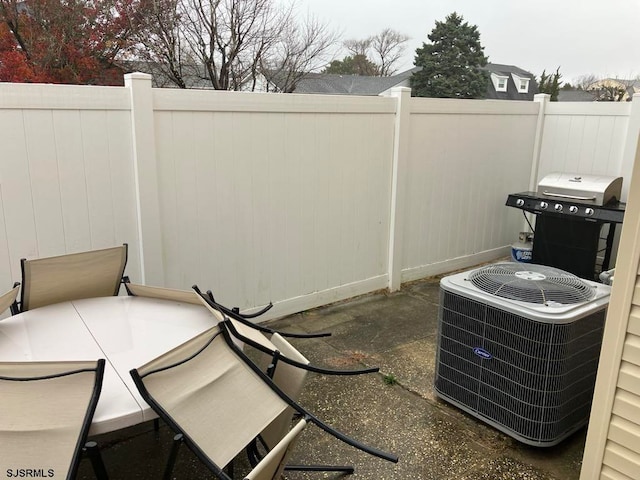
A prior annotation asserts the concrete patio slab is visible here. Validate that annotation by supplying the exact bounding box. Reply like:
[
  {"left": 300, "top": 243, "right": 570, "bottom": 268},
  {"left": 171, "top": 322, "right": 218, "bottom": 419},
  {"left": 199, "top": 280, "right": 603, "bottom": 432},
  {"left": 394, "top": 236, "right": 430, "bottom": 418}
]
[{"left": 76, "top": 276, "right": 587, "bottom": 479}]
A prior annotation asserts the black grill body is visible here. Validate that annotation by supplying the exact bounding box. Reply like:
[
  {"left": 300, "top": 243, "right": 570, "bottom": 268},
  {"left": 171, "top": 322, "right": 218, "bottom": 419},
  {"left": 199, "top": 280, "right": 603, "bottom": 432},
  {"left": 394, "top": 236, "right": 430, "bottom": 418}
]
[
  {"left": 434, "top": 268, "right": 608, "bottom": 447},
  {"left": 532, "top": 215, "right": 601, "bottom": 280},
  {"left": 506, "top": 191, "right": 625, "bottom": 281}
]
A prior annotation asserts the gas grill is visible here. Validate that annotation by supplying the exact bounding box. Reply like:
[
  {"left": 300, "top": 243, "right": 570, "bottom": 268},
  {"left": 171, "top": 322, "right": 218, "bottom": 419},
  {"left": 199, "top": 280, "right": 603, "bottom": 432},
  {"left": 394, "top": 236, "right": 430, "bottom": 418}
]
[{"left": 506, "top": 173, "right": 625, "bottom": 280}]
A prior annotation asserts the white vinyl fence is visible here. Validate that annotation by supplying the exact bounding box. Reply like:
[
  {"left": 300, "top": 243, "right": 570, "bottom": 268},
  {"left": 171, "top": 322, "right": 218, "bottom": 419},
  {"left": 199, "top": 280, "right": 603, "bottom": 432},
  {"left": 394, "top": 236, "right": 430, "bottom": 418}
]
[
  {"left": 401, "top": 99, "right": 539, "bottom": 282},
  {"left": 0, "top": 74, "right": 638, "bottom": 321}
]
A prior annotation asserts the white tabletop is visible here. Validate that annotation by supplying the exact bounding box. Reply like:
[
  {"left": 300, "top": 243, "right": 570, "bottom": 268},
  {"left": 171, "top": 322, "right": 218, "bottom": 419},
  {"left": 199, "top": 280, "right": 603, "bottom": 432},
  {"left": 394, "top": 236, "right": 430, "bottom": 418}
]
[{"left": 0, "top": 296, "right": 217, "bottom": 435}]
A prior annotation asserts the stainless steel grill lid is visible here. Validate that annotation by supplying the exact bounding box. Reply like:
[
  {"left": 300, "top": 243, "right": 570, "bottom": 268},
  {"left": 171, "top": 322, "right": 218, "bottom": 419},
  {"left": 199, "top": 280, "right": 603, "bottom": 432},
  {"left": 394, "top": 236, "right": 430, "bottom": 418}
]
[{"left": 537, "top": 172, "right": 622, "bottom": 206}]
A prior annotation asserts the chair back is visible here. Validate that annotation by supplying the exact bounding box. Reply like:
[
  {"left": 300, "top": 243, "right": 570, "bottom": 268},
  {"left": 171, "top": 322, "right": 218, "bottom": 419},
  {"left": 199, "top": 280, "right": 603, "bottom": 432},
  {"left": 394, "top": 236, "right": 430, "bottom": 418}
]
[
  {"left": 245, "top": 419, "right": 306, "bottom": 480},
  {"left": 0, "top": 285, "right": 19, "bottom": 316},
  {"left": 260, "top": 333, "right": 310, "bottom": 450},
  {"left": 196, "top": 297, "right": 311, "bottom": 450},
  {"left": 124, "top": 282, "right": 202, "bottom": 305},
  {"left": 130, "top": 326, "right": 290, "bottom": 471},
  {"left": 20, "top": 244, "right": 128, "bottom": 311},
  {"left": 0, "top": 359, "right": 105, "bottom": 479},
  {"left": 195, "top": 293, "right": 255, "bottom": 350}
]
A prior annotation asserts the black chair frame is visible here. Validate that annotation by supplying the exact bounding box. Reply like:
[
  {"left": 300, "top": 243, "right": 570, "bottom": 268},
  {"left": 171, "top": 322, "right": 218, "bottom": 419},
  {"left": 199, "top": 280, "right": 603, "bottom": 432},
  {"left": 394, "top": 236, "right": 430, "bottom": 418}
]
[
  {"left": 9, "top": 281, "right": 20, "bottom": 315},
  {"left": 129, "top": 318, "right": 398, "bottom": 480},
  {"left": 223, "top": 314, "right": 380, "bottom": 377},
  {"left": 192, "top": 285, "right": 332, "bottom": 339}
]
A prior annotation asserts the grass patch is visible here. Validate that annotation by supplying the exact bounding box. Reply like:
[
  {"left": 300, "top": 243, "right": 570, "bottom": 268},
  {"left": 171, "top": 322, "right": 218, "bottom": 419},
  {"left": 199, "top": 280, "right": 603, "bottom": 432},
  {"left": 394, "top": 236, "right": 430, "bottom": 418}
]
[{"left": 382, "top": 373, "right": 398, "bottom": 385}]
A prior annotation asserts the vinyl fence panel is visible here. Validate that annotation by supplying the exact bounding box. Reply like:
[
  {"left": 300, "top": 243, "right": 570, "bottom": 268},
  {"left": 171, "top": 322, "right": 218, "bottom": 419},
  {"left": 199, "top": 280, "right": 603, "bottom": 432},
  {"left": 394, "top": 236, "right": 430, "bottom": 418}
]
[
  {"left": 152, "top": 90, "right": 396, "bottom": 314},
  {"left": 0, "top": 80, "right": 638, "bottom": 323},
  {"left": 400, "top": 99, "right": 539, "bottom": 281},
  {"left": 539, "top": 102, "right": 631, "bottom": 199},
  {"left": 0, "top": 83, "right": 140, "bottom": 292}
]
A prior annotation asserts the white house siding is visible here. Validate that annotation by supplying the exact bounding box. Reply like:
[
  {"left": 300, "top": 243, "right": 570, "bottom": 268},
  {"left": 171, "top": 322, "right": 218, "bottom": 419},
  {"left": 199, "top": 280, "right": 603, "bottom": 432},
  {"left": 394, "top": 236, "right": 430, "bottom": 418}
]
[{"left": 580, "top": 132, "right": 640, "bottom": 480}]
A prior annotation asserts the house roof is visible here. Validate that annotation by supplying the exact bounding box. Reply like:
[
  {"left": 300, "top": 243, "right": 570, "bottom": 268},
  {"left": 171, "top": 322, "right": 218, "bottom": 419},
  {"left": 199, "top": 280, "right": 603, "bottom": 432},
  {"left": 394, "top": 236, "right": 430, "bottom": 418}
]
[
  {"left": 289, "top": 63, "right": 538, "bottom": 100},
  {"left": 557, "top": 89, "right": 597, "bottom": 102},
  {"left": 483, "top": 63, "right": 535, "bottom": 79},
  {"left": 290, "top": 68, "right": 418, "bottom": 96},
  {"left": 588, "top": 78, "right": 640, "bottom": 101},
  {"left": 598, "top": 78, "right": 640, "bottom": 88},
  {"left": 482, "top": 63, "right": 538, "bottom": 100}
]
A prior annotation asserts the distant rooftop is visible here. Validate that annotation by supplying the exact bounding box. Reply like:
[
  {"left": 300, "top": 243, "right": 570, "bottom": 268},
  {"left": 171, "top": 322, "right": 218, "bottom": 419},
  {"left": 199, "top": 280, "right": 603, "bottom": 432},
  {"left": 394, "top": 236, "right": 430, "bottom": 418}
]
[
  {"left": 557, "top": 89, "right": 597, "bottom": 102},
  {"left": 290, "top": 68, "right": 419, "bottom": 96},
  {"left": 482, "top": 63, "right": 538, "bottom": 101},
  {"left": 288, "top": 63, "right": 538, "bottom": 100}
]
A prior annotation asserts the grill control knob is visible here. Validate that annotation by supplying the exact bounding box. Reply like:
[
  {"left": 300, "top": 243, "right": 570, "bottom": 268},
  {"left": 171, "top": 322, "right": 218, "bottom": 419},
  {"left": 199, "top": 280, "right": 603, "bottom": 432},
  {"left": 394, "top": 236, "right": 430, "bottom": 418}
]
[
  {"left": 539, "top": 202, "right": 548, "bottom": 209},
  {"left": 585, "top": 208, "right": 595, "bottom": 216},
  {"left": 569, "top": 206, "right": 578, "bottom": 213},
  {"left": 515, "top": 198, "right": 525, "bottom": 207},
  {"left": 554, "top": 204, "right": 563, "bottom": 212}
]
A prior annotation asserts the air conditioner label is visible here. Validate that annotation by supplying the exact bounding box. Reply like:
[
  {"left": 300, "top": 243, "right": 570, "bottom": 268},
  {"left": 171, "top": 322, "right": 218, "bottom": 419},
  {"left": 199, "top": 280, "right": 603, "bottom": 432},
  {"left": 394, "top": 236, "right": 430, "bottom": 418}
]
[{"left": 473, "top": 347, "right": 492, "bottom": 359}]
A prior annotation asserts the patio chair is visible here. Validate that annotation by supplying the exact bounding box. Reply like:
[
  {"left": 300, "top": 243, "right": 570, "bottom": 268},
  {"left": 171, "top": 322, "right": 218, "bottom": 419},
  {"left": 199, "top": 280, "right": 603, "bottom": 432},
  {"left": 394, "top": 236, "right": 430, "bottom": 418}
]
[
  {"left": 122, "top": 278, "right": 223, "bottom": 432},
  {"left": 0, "top": 359, "right": 108, "bottom": 480},
  {"left": 244, "top": 418, "right": 306, "bottom": 480},
  {"left": 194, "top": 287, "right": 380, "bottom": 377},
  {"left": 192, "top": 285, "right": 332, "bottom": 339},
  {"left": 129, "top": 323, "right": 397, "bottom": 480},
  {"left": 15, "top": 244, "right": 128, "bottom": 313},
  {"left": 247, "top": 332, "right": 355, "bottom": 475},
  {"left": 122, "top": 278, "right": 203, "bottom": 306},
  {"left": 0, "top": 284, "right": 20, "bottom": 316}
]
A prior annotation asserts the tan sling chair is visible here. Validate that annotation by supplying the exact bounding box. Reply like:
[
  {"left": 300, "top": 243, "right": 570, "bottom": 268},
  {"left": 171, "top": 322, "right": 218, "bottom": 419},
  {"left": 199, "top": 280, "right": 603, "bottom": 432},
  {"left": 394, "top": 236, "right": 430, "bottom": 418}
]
[
  {"left": 192, "top": 284, "right": 333, "bottom": 340},
  {"left": 125, "top": 281, "right": 383, "bottom": 469},
  {"left": 192, "top": 290, "right": 383, "bottom": 474},
  {"left": 0, "top": 284, "right": 19, "bottom": 316},
  {"left": 130, "top": 323, "right": 398, "bottom": 480},
  {"left": 123, "top": 280, "right": 354, "bottom": 357},
  {"left": 15, "top": 244, "right": 128, "bottom": 313},
  {"left": 125, "top": 280, "right": 331, "bottom": 340},
  {"left": 0, "top": 359, "right": 108, "bottom": 480},
  {"left": 193, "top": 288, "right": 378, "bottom": 376},
  {"left": 130, "top": 325, "right": 305, "bottom": 480},
  {"left": 122, "top": 279, "right": 203, "bottom": 306}
]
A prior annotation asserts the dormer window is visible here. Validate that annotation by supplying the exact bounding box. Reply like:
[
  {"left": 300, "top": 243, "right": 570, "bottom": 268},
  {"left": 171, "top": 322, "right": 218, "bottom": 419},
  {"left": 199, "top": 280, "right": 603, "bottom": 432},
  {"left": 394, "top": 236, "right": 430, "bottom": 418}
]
[
  {"left": 491, "top": 73, "right": 509, "bottom": 92},
  {"left": 512, "top": 74, "right": 530, "bottom": 93}
]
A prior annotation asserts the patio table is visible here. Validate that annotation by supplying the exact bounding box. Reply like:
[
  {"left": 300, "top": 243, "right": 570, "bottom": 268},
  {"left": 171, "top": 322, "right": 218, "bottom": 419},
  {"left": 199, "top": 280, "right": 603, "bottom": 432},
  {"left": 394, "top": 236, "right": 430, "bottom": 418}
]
[{"left": 0, "top": 295, "right": 217, "bottom": 435}]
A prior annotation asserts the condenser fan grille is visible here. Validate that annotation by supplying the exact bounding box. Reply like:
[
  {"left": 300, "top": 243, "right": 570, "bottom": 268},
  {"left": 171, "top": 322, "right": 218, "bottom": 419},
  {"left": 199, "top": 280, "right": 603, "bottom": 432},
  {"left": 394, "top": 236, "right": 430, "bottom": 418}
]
[{"left": 468, "top": 263, "right": 595, "bottom": 305}]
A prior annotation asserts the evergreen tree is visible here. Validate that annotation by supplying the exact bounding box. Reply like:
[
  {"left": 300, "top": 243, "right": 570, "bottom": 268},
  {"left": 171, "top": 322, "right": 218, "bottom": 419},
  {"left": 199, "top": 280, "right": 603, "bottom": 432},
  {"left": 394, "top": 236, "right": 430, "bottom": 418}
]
[
  {"left": 538, "top": 68, "right": 563, "bottom": 101},
  {"left": 411, "top": 12, "right": 488, "bottom": 98},
  {"left": 322, "top": 54, "right": 379, "bottom": 76}
]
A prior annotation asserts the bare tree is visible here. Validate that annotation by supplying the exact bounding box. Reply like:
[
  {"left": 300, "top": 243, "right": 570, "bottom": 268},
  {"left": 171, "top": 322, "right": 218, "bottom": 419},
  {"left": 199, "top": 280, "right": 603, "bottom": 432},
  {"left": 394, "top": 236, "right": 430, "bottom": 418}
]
[
  {"left": 574, "top": 74, "right": 600, "bottom": 90},
  {"left": 344, "top": 38, "right": 371, "bottom": 57},
  {"left": 129, "top": 0, "right": 338, "bottom": 90},
  {"left": 369, "top": 28, "right": 409, "bottom": 76},
  {"left": 261, "top": 13, "right": 339, "bottom": 92},
  {"left": 572, "top": 74, "right": 631, "bottom": 101},
  {"left": 343, "top": 28, "right": 409, "bottom": 76},
  {"left": 591, "top": 83, "right": 627, "bottom": 101},
  {"left": 130, "top": 0, "right": 195, "bottom": 88}
]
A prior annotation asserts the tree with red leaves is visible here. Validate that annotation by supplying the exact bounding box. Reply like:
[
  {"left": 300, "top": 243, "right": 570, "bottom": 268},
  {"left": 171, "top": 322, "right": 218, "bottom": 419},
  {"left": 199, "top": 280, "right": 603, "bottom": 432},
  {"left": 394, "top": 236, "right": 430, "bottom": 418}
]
[{"left": 0, "top": 0, "right": 138, "bottom": 85}]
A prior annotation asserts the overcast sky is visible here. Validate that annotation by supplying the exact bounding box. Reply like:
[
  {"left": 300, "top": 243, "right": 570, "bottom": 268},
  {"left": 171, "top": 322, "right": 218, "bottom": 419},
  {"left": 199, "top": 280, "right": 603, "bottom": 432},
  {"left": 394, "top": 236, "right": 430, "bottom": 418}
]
[{"left": 291, "top": 0, "right": 639, "bottom": 83}]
